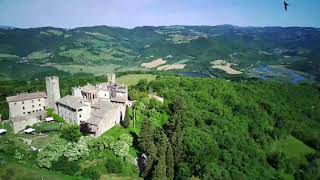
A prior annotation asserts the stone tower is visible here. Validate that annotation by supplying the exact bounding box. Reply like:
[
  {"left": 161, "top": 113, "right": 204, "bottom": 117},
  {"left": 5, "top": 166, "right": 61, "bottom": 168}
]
[
  {"left": 46, "top": 76, "right": 61, "bottom": 111},
  {"left": 107, "top": 73, "right": 116, "bottom": 83},
  {"left": 72, "top": 87, "right": 82, "bottom": 97}
]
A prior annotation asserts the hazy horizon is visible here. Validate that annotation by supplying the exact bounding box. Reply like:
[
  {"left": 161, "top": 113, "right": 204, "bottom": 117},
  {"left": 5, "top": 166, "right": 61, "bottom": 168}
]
[{"left": 1, "top": 0, "right": 320, "bottom": 28}]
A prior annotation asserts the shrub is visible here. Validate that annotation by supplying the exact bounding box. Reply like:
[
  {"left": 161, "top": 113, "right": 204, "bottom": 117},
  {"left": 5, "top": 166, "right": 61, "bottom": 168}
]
[
  {"left": 81, "top": 168, "right": 100, "bottom": 180},
  {"left": 105, "top": 158, "right": 123, "bottom": 174},
  {"left": 119, "top": 134, "right": 133, "bottom": 146},
  {"left": 36, "top": 137, "right": 68, "bottom": 168},
  {"left": 60, "top": 125, "right": 81, "bottom": 142},
  {"left": 51, "top": 156, "right": 80, "bottom": 176},
  {"left": 112, "top": 141, "right": 129, "bottom": 157}
]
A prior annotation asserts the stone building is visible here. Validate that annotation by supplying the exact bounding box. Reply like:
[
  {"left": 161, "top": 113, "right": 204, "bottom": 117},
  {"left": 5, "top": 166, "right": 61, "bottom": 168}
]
[
  {"left": 6, "top": 74, "right": 128, "bottom": 136},
  {"left": 56, "top": 95, "right": 91, "bottom": 125},
  {"left": 84, "top": 101, "right": 125, "bottom": 136},
  {"left": 6, "top": 92, "right": 47, "bottom": 133},
  {"left": 57, "top": 77, "right": 129, "bottom": 137}
]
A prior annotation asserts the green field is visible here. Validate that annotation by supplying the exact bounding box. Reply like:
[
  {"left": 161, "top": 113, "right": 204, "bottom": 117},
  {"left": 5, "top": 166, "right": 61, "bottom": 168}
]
[
  {"left": 271, "top": 135, "right": 315, "bottom": 161},
  {"left": 52, "top": 64, "right": 120, "bottom": 75},
  {"left": 0, "top": 161, "right": 86, "bottom": 180},
  {"left": 31, "top": 134, "right": 60, "bottom": 149},
  {"left": 117, "top": 74, "right": 157, "bottom": 86}
]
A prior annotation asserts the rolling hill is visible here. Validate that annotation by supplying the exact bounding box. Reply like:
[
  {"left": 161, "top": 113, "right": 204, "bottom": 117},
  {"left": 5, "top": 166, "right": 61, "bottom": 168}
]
[{"left": 0, "top": 25, "right": 319, "bottom": 81}]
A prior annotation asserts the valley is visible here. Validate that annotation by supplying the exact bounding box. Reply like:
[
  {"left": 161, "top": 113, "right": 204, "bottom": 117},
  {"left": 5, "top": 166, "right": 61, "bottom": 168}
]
[{"left": 0, "top": 25, "right": 319, "bottom": 82}]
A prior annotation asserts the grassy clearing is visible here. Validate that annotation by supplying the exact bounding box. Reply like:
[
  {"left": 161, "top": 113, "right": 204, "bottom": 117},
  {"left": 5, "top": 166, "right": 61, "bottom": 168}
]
[
  {"left": 117, "top": 74, "right": 157, "bottom": 86},
  {"left": 1, "top": 121, "right": 13, "bottom": 133},
  {"left": 31, "top": 133, "right": 59, "bottom": 149},
  {"left": 100, "top": 174, "right": 142, "bottom": 180},
  {"left": 52, "top": 64, "right": 120, "bottom": 75},
  {"left": 271, "top": 135, "right": 315, "bottom": 161},
  {"left": 58, "top": 47, "right": 132, "bottom": 64},
  {"left": 47, "top": 29, "right": 64, "bottom": 36},
  {"left": 27, "top": 51, "right": 50, "bottom": 60},
  {"left": 0, "top": 161, "right": 86, "bottom": 180},
  {"left": 0, "top": 53, "right": 19, "bottom": 60}
]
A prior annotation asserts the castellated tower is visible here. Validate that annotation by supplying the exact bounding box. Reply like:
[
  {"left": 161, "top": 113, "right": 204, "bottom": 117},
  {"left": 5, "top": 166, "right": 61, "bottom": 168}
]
[
  {"left": 72, "top": 87, "right": 82, "bottom": 97},
  {"left": 107, "top": 73, "right": 116, "bottom": 83},
  {"left": 46, "top": 76, "right": 61, "bottom": 111}
]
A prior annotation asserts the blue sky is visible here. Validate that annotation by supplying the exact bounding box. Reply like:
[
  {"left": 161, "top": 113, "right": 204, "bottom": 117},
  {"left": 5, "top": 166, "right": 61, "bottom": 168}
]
[{"left": 0, "top": 0, "right": 319, "bottom": 28}]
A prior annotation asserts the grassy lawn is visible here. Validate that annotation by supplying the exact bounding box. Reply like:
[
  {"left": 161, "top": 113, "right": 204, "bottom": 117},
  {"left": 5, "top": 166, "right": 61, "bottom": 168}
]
[
  {"left": 0, "top": 161, "right": 87, "bottom": 180},
  {"left": 1, "top": 121, "right": 13, "bottom": 134},
  {"left": 33, "top": 122, "right": 62, "bottom": 132},
  {"left": 100, "top": 174, "right": 142, "bottom": 180},
  {"left": 102, "top": 126, "right": 130, "bottom": 139},
  {"left": 271, "top": 135, "right": 315, "bottom": 161},
  {"left": 117, "top": 74, "right": 157, "bottom": 86},
  {"left": 31, "top": 133, "right": 59, "bottom": 149}
]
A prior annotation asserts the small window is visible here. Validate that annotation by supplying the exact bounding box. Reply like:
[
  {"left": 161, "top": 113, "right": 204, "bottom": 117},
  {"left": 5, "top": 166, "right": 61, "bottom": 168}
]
[
  {"left": 39, "top": 104, "right": 41, "bottom": 107},
  {"left": 79, "top": 114, "right": 82, "bottom": 118},
  {"left": 22, "top": 101, "right": 24, "bottom": 104},
  {"left": 23, "top": 106, "right": 25, "bottom": 110},
  {"left": 28, "top": 112, "right": 31, "bottom": 114},
  {"left": 32, "top": 105, "right": 34, "bottom": 108},
  {"left": 32, "top": 100, "right": 34, "bottom": 103},
  {"left": 14, "top": 102, "right": 17, "bottom": 105},
  {"left": 23, "top": 112, "right": 25, "bottom": 114},
  {"left": 33, "top": 110, "right": 35, "bottom": 112},
  {"left": 38, "top": 99, "right": 41, "bottom": 101}
]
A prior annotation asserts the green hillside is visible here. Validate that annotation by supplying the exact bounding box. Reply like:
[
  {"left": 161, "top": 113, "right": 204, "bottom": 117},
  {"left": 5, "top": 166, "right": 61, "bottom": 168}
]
[
  {"left": 0, "top": 25, "right": 319, "bottom": 81},
  {"left": 0, "top": 74, "right": 319, "bottom": 179}
]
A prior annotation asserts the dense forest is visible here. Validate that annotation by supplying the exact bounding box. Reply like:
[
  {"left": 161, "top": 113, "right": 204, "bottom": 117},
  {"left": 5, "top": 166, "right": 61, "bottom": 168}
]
[
  {"left": 0, "top": 74, "right": 319, "bottom": 179},
  {"left": 131, "top": 76, "right": 320, "bottom": 179}
]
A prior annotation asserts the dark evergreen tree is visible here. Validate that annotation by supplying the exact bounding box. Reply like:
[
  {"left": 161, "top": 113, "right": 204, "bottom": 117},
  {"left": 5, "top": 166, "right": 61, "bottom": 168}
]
[
  {"left": 123, "top": 105, "right": 130, "bottom": 128},
  {"left": 166, "top": 144, "right": 175, "bottom": 180},
  {"left": 153, "top": 130, "right": 168, "bottom": 179},
  {"left": 138, "top": 118, "right": 157, "bottom": 178},
  {"left": 170, "top": 113, "right": 184, "bottom": 164}
]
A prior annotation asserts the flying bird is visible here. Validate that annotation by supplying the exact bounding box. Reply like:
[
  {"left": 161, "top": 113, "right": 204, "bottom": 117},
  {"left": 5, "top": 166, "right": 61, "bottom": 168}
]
[{"left": 284, "top": 1, "right": 289, "bottom": 11}]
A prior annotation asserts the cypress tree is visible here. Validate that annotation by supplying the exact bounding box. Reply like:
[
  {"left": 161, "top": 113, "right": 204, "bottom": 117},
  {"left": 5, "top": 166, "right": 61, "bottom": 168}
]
[
  {"left": 123, "top": 105, "right": 130, "bottom": 128},
  {"left": 170, "top": 112, "right": 184, "bottom": 164},
  {"left": 139, "top": 118, "right": 157, "bottom": 178},
  {"left": 153, "top": 130, "right": 168, "bottom": 179},
  {"left": 166, "top": 144, "right": 175, "bottom": 180}
]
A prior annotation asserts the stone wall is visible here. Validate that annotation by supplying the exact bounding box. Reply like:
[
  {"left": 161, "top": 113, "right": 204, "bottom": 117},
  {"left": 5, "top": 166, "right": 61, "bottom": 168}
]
[{"left": 8, "top": 98, "right": 46, "bottom": 118}]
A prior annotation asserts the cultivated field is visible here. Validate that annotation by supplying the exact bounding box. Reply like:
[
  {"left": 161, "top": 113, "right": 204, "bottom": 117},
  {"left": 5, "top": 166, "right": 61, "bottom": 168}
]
[
  {"left": 211, "top": 60, "right": 242, "bottom": 74},
  {"left": 141, "top": 58, "right": 167, "bottom": 68},
  {"left": 157, "top": 64, "right": 186, "bottom": 70}
]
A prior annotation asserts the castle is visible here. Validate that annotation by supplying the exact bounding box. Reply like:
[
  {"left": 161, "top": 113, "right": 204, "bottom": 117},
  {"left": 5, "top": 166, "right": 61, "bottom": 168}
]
[{"left": 6, "top": 74, "right": 129, "bottom": 136}]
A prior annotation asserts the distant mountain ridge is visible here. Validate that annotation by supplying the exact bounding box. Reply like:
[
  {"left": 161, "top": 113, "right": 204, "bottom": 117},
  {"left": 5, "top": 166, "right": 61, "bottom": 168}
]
[
  {"left": 0, "top": 25, "right": 15, "bottom": 29},
  {"left": 0, "top": 25, "right": 319, "bottom": 80}
]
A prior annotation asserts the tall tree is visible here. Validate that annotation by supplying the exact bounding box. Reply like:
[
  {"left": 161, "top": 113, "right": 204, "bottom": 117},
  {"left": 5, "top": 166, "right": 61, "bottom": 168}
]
[
  {"left": 123, "top": 106, "right": 130, "bottom": 128},
  {"left": 166, "top": 144, "right": 175, "bottom": 180},
  {"left": 153, "top": 130, "right": 168, "bottom": 179},
  {"left": 170, "top": 113, "right": 184, "bottom": 164},
  {"left": 139, "top": 118, "right": 157, "bottom": 178},
  {"left": 167, "top": 97, "right": 186, "bottom": 164}
]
